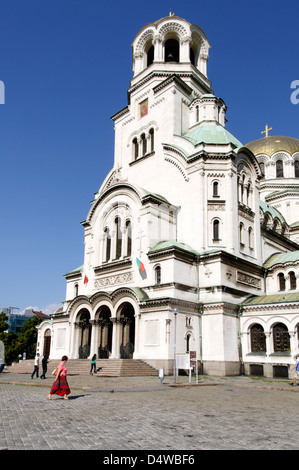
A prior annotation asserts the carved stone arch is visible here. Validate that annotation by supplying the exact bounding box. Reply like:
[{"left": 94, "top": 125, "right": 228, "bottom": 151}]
[
  {"left": 271, "top": 151, "right": 290, "bottom": 163},
  {"left": 90, "top": 291, "right": 112, "bottom": 309},
  {"left": 190, "top": 30, "right": 209, "bottom": 60},
  {"left": 236, "top": 148, "right": 262, "bottom": 179},
  {"left": 158, "top": 21, "right": 189, "bottom": 42},
  {"left": 134, "top": 29, "right": 155, "bottom": 54},
  {"left": 68, "top": 295, "right": 91, "bottom": 319},
  {"left": 86, "top": 183, "right": 143, "bottom": 224},
  {"left": 111, "top": 287, "right": 141, "bottom": 307}
]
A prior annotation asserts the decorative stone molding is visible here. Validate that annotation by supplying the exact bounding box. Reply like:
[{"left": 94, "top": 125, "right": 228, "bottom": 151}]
[
  {"left": 236, "top": 271, "right": 261, "bottom": 289},
  {"left": 94, "top": 272, "right": 133, "bottom": 288}
]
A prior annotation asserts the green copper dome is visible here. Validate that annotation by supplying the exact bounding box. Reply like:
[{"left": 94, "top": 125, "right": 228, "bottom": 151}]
[{"left": 182, "top": 123, "right": 242, "bottom": 149}]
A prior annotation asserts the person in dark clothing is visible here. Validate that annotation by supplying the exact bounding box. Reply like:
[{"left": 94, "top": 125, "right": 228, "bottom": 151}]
[{"left": 40, "top": 355, "right": 49, "bottom": 379}]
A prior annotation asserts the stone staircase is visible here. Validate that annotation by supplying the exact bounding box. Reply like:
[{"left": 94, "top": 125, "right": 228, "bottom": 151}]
[{"left": 8, "top": 358, "right": 158, "bottom": 377}]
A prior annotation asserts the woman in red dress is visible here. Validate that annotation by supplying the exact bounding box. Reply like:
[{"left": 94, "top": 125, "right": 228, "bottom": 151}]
[{"left": 48, "top": 356, "right": 71, "bottom": 400}]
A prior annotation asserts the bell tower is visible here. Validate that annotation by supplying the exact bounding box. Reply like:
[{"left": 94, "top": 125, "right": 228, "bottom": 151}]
[
  {"left": 131, "top": 15, "right": 211, "bottom": 89},
  {"left": 111, "top": 16, "right": 213, "bottom": 175}
]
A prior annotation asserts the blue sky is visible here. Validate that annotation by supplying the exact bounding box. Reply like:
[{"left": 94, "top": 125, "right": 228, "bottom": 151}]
[{"left": 0, "top": 0, "right": 298, "bottom": 314}]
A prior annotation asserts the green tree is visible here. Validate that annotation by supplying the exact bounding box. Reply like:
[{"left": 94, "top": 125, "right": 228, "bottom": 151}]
[
  {"left": 17, "top": 316, "right": 44, "bottom": 359},
  {"left": 0, "top": 312, "right": 9, "bottom": 333},
  {"left": 0, "top": 313, "right": 43, "bottom": 363}
]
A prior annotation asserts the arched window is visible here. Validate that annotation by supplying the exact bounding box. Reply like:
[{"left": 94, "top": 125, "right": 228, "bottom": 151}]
[
  {"left": 190, "top": 47, "right": 195, "bottom": 66},
  {"left": 239, "top": 223, "right": 245, "bottom": 245},
  {"left": 149, "top": 128, "right": 154, "bottom": 153},
  {"left": 246, "top": 182, "right": 251, "bottom": 207},
  {"left": 104, "top": 227, "right": 111, "bottom": 262},
  {"left": 213, "top": 181, "right": 219, "bottom": 197},
  {"left": 155, "top": 265, "right": 161, "bottom": 284},
  {"left": 278, "top": 272, "right": 286, "bottom": 291},
  {"left": 196, "top": 105, "right": 199, "bottom": 122},
  {"left": 133, "top": 138, "right": 138, "bottom": 160},
  {"left": 186, "top": 333, "right": 191, "bottom": 353},
  {"left": 74, "top": 283, "right": 79, "bottom": 297},
  {"left": 250, "top": 324, "right": 266, "bottom": 353},
  {"left": 289, "top": 271, "right": 297, "bottom": 290},
  {"left": 248, "top": 227, "right": 254, "bottom": 249},
  {"left": 295, "top": 161, "right": 299, "bottom": 178},
  {"left": 276, "top": 160, "right": 284, "bottom": 178},
  {"left": 115, "top": 217, "right": 122, "bottom": 259},
  {"left": 165, "top": 38, "right": 179, "bottom": 62},
  {"left": 125, "top": 220, "right": 132, "bottom": 257},
  {"left": 147, "top": 44, "right": 154, "bottom": 67},
  {"left": 273, "top": 323, "right": 290, "bottom": 353},
  {"left": 141, "top": 133, "right": 147, "bottom": 156},
  {"left": 213, "top": 219, "right": 220, "bottom": 241}
]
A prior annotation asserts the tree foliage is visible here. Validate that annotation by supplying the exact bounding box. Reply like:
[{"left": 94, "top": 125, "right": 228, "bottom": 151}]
[{"left": 0, "top": 312, "right": 43, "bottom": 363}]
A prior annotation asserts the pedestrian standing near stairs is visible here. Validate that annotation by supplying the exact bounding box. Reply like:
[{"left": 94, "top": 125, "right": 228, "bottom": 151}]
[
  {"left": 31, "top": 353, "right": 40, "bottom": 379},
  {"left": 90, "top": 354, "right": 97, "bottom": 375},
  {"left": 40, "top": 355, "right": 48, "bottom": 379}
]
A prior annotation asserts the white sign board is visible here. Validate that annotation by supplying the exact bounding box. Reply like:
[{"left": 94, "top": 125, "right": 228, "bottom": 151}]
[{"left": 176, "top": 354, "right": 192, "bottom": 370}]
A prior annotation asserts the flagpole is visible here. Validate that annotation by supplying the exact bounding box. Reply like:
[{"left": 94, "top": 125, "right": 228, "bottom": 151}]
[{"left": 172, "top": 308, "right": 177, "bottom": 384}]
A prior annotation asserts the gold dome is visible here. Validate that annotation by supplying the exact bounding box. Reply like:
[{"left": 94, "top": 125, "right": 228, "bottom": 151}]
[{"left": 245, "top": 135, "right": 299, "bottom": 156}]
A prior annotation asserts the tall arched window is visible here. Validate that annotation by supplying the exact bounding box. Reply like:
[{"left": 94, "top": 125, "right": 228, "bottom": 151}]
[
  {"left": 155, "top": 265, "right": 161, "bottom": 284},
  {"left": 147, "top": 44, "right": 154, "bottom": 67},
  {"left": 190, "top": 47, "right": 195, "bottom": 66},
  {"left": 165, "top": 38, "right": 179, "bottom": 62},
  {"left": 278, "top": 272, "right": 286, "bottom": 291},
  {"left": 250, "top": 324, "right": 266, "bottom": 353},
  {"left": 295, "top": 161, "right": 299, "bottom": 178},
  {"left": 125, "top": 220, "right": 132, "bottom": 257},
  {"left": 115, "top": 217, "right": 122, "bottom": 259},
  {"left": 213, "top": 181, "right": 219, "bottom": 197},
  {"left": 186, "top": 333, "right": 191, "bottom": 353},
  {"left": 74, "top": 283, "right": 79, "bottom": 297},
  {"left": 133, "top": 138, "right": 138, "bottom": 160},
  {"left": 149, "top": 128, "right": 154, "bottom": 152},
  {"left": 239, "top": 223, "right": 245, "bottom": 245},
  {"left": 273, "top": 323, "right": 290, "bottom": 353},
  {"left": 213, "top": 219, "right": 220, "bottom": 241},
  {"left": 289, "top": 271, "right": 297, "bottom": 290},
  {"left": 276, "top": 160, "right": 284, "bottom": 177},
  {"left": 141, "top": 133, "right": 146, "bottom": 156},
  {"left": 246, "top": 182, "right": 251, "bottom": 207},
  {"left": 104, "top": 227, "right": 111, "bottom": 262},
  {"left": 248, "top": 227, "right": 254, "bottom": 249}
]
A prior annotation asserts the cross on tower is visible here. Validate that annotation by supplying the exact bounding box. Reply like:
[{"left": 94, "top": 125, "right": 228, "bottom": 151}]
[{"left": 261, "top": 124, "right": 272, "bottom": 138}]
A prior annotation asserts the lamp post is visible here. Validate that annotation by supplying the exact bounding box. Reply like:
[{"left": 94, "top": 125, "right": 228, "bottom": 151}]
[{"left": 173, "top": 308, "right": 177, "bottom": 384}]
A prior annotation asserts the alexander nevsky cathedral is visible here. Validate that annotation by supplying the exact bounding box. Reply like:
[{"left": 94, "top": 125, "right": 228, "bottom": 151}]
[{"left": 37, "top": 14, "right": 299, "bottom": 378}]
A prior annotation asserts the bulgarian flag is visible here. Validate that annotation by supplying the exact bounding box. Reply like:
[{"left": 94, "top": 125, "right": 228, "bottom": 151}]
[{"left": 136, "top": 257, "right": 145, "bottom": 272}]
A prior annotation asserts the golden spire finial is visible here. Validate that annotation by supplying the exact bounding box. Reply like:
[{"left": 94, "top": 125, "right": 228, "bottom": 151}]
[
  {"left": 261, "top": 124, "right": 272, "bottom": 138},
  {"left": 169, "top": 9, "right": 175, "bottom": 17}
]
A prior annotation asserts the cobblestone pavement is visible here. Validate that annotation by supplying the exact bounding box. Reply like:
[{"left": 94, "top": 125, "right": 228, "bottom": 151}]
[{"left": 1, "top": 372, "right": 299, "bottom": 452}]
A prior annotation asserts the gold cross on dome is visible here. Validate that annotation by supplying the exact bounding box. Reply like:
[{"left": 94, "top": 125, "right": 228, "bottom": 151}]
[
  {"left": 169, "top": 9, "right": 175, "bottom": 16},
  {"left": 261, "top": 124, "right": 272, "bottom": 138}
]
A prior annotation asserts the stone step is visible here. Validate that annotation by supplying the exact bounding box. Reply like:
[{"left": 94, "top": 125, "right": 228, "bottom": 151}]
[{"left": 8, "top": 358, "right": 158, "bottom": 377}]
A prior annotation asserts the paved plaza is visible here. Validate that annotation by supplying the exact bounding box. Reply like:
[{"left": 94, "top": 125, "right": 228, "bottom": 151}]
[{"left": 1, "top": 371, "right": 299, "bottom": 452}]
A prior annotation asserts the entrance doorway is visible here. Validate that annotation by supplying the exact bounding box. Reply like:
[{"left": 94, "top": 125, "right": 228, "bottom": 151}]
[
  {"left": 96, "top": 306, "right": 112, "bottom": 358},
  {"left": 118, "top": 302, "right": 135, "bottom": 359},
  {"left": 43, "top": 329, "right": 51, "bottom": 357},
  {"left": 77, "top": 309, "right": 91, "bottom": 358}
]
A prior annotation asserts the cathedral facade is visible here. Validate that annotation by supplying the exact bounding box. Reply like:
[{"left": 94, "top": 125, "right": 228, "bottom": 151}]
[{"left": 37, "top": 15, "right": 299, "bottom": 377}]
